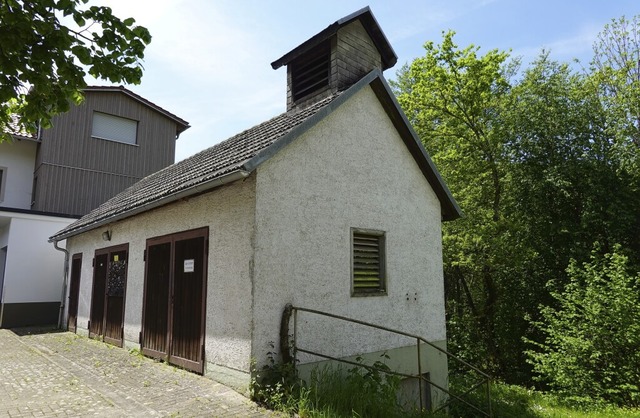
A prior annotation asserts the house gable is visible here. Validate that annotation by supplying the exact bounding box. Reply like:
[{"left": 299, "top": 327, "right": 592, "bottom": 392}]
[
  {"left": 251, "top": 82, "right": 447, "bottom": 364},
  {"left": 244, "top": 71, "right": 462, "bottom": 221}
]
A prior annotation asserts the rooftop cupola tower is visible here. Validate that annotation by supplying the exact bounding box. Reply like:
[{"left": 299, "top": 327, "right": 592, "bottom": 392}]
[{"left": 271, "top": 7, "right": 397, "bottom": 111}]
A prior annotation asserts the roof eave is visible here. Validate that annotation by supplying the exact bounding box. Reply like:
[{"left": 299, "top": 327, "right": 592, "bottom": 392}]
[
  {"left": 270, "top": 7, "right": 397, "bottom": 71},
  {"left": 367, "top": 76, "right": 463, "bottom": 221}
]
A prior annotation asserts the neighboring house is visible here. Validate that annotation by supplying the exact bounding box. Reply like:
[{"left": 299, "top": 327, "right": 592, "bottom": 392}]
[
  {"left": 0, "top": 88, "right": 189, "bottom": 328},
  {"left": 50, "top": 7, "right": 461, "bottom": 406}
]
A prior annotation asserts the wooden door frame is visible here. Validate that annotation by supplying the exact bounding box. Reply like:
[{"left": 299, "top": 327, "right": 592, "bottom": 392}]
[{"left": 141, "top": 227, "right": 209, "bottom": 374}]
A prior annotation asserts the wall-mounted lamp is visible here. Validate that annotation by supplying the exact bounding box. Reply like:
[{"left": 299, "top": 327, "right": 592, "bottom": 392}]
[{"left": 102, "top": 230, "right": 112, "bottom": 241}]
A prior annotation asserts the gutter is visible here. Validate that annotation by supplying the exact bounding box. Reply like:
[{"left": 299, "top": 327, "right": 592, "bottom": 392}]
[
  {"left": 50, "top": 169, "right": 251, "bottom": 243},
  {"left": 53, "top": 240, "right": 69, "bottom": 329}
]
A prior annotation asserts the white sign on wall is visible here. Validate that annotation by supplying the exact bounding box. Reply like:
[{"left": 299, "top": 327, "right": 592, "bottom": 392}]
[{"left": 184, "top": 259, "right": 195, "bottom": 273}]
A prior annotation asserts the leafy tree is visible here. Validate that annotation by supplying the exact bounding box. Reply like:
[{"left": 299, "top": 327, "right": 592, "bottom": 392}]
[
  {"left": 393, "top": 31, "right": 518, "bottom": 376},
  {"left": 0, "top": 0, "right": 151, "bottom": 141},
  {"left": 590, "top": 15, "right": 640, "bottom": 257},
  {"left": 527, "top": 246, "right": 640, "bottom": 407},
  {"left": 394, "top": 29, "right": 640, "bottom": 386},
  {"left": 592, "top": 15, "right": 640, "bottom": 152}
]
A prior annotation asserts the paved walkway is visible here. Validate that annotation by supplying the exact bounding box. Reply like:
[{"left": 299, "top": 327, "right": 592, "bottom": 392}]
[{"left": 0, "top": 328, "right": 277, "bottom": 417}]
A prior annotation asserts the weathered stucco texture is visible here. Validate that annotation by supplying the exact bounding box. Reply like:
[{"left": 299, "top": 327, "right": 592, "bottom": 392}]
[
  {"left": 253, "top": 85, "right": 446, "bottom": 365},
  {"left": 67, "top": 176, "right": 256, "bottom": 373}
]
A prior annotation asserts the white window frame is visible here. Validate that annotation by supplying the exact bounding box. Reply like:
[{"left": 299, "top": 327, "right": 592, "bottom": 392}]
[{"left": 91, "top": 111, "right": 138, "bottom": 145}]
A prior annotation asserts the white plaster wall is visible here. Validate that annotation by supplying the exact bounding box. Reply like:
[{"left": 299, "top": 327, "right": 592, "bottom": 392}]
[
  {"left": 0, "top": 140, "right": 37, "bottom": 209},
  {"left": 66, "top": 176, "right": 256, "bottom": 372},
  {"left": 1, "top": 213, "right": 74, "bottom": 303},
  {"left": 253, "top": 85, "right": 446, "bottom": 365}
]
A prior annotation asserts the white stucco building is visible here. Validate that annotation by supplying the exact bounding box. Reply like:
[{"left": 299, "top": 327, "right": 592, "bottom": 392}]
[{"left": 50, "top": 7, "right": 461, "bottom": 407}]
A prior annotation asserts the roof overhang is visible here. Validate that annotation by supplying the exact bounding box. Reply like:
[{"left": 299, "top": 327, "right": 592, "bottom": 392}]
[{"left": 271, "top": 6, "right": 397, "bottom": 71}]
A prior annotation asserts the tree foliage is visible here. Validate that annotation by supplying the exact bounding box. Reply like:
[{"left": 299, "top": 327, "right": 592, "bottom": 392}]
[
  {"left": 0, "top": 0, "right": 151, "bottom": 140},
  {"left": 527, "top": 246, "right": 640, "bottom": 406},
  {"left": 393, "top": 17, "right": 640, "bottom": 395},
  {"left": 393, "top": 32, "right": 516, "bottom": 374}
]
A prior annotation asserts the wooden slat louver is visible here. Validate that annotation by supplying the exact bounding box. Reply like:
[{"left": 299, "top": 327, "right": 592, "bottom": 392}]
[
  {"left": 291, "top": 41, "right": 330, "bottom": 102},
  {"left": 353, "top": 231, "right": 385, "bottom": 294}
]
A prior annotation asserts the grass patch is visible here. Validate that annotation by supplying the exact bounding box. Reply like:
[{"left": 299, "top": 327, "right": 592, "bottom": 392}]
[
  {"left": 451, "top": 381, "right": 640, "bottom": 418},
  {"left": 251, "top": 352, "right": 640, "bottom": 417}
]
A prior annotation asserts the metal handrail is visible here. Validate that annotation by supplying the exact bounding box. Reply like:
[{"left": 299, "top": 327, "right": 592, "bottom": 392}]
[{"left": 281, "top": 304, "right": 492, "bottom": 417}]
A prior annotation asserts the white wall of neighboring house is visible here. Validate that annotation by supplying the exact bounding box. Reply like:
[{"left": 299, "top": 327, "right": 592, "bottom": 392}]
[
  {"left": 0, "top": 139, "right": 37, "bottom": 209},
  {"left": 252, "top": 85, "right": 447, "bottom": 386},
  {"left": 0, "top": 213, "right": 74, "bottom": 304}
]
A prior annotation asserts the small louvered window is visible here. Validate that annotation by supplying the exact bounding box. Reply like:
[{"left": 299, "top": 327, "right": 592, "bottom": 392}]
[
  {"left": 291, "top": 41, "right": 330, "bottom": 102},
  {"left": 352, "top": 229, "right": 386, "bottom": 295},
  {"left": 92, "top": 112, "right": 138, "bottom": 144}
]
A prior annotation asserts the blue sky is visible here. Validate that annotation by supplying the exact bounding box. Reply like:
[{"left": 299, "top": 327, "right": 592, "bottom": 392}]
[{"left": 93, "top": 0, "right": 639, "bottom": 161}]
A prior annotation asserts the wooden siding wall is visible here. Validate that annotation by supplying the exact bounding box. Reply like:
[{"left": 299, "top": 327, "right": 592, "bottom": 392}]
[
  {"left": 33, "top": 165, "right": 139, "bottom": 216},
  {"left": 32, "top": 91, "right": 178, "bottom": 215},
  {"left": 334, "top": 20, "right": 382, "bottom": 91},
  {"left": 285, "top": 20, "right": 382, "bottom": 111}
]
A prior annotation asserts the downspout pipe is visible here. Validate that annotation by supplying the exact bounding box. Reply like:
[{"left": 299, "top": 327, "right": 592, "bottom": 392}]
[{"left": 53, "top": 239, "right": 69, "bottom": 329}]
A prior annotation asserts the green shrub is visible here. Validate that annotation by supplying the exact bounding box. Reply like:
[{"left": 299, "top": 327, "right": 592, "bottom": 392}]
[{"left": 526, "top": 245, "right": 640, "bottom": 407}]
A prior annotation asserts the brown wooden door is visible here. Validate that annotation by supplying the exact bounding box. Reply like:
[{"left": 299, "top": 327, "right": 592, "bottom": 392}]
[
  {"left": 89, "top": 253, "right": 108, "bottom": 338},
  {"left": 67, "top": 254, "right": 82, "bottom": 332},
  {"left": 141, "top": 242, "right": 171, "bottom": 360},
  {"left": 169, "top": 235, "right": 206, "bottom": 373},
  {"left": 141, "top": 228, "right": 208, "bottom": 374},
  {"left": 89, "top": 245, "right": 128, "bottom": 347},
  {"left": 104, "top": 249, "right": 128, "bottom": 347}
]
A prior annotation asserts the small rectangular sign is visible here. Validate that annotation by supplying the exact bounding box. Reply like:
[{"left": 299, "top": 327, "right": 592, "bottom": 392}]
[{"left": 184, "top": 259, "right": 195, "bottom": 273}]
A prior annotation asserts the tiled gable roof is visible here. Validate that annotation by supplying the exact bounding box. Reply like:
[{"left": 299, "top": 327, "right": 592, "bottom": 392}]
[{"left": 51, "top": 93, "right": 341, "bottom": 241}]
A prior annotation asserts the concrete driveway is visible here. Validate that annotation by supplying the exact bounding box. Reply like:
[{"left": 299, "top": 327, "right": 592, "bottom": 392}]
[{"left": 0, "top": 328, "right": 276, "bottom": 417}]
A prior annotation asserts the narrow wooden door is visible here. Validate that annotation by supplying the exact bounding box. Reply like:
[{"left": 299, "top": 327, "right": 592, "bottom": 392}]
[
  {"left": 89, "top": 253, "right": 108, "bottom": 338},
  {"left": 103, "top": 249, "right": 128, "bottom": 347},
  {"left": 67, "top": 254, "right": 82, "bottom": 332},
  {"left": 169, "top": 235, "right": 206, "bottom": 373},
  {"left": 141, "top": 242, "right": 171, "bottom": 359}
]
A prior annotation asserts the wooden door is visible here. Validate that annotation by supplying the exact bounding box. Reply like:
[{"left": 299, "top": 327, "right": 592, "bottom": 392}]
[
  {"left": 141, "top": 242, "right": 171, "bottom": 359},
  {"left": 169, "top": 235, "right": 206, "bottom": 373},
  {"left": 89, "top": 245, "right": 128, "bottom": 347},
  {"left": 141, "top": 228, "right": 208, "bottom": 374},
  {"left": 104, "top": 249, "right": 128, "bottom": 347},
  {"left": 89, "top": 253, "right": 108, "bottom": 338},
  {"left": 67, "top": 253, "right": 82, "bottom": 332}
]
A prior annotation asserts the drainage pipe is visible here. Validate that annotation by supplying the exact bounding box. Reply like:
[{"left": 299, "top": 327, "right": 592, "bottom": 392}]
[{"left": 53, "top": 240, "right": 69, "bottom": 329}]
